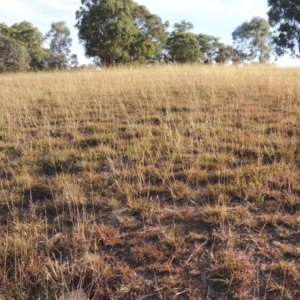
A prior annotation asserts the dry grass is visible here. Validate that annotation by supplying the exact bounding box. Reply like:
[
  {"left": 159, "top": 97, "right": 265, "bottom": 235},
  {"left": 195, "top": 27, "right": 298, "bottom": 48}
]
[{"left": 0, "top": 64, "right": 300, "bottom": 299}]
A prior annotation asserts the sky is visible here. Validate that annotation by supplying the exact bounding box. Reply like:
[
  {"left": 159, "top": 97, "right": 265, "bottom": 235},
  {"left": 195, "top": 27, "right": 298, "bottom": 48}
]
[{"left": 1, "top": 0, "right": 300, "bottom": 66}]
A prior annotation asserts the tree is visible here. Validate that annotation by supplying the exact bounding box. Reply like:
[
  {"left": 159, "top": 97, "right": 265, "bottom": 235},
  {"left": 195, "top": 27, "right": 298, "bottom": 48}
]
[
  {"left": 76, "top": 0, "right": 138, "bottom": 66},
  {"left": 268, "top": 0, "right": 300, "bottom": 58},
  {"left": 173, "top": 20, "right": 193, "bottom": 33},
  {"left": 75, "top": 0, "right": 167, "bottom": 66},
  {"left": 197, "top": 34, "right": 239, "bottom": 64},
  {"left": 130, "top": 4, "right": 168, "bottom": 63},
  {"left": 214, "top": 45, "right": 236, "bottom": 64},
  {"left": 0, "top": 35, "right": 31, "bottom": 73},
  {"left": 232, "top": 17, "right": 272, "bottom": 62},
  {"left": 45, "top": 22, "right": 72, "bottom": 69},
  {"left": 166, "top": 21, "right": 201, "bottom": 63},
  {"left": 0, "top": 21, "right": 46, "bottom": 70},
  {"left": 197, "top": 34, "right": 221, "bottom": 62},
  {"left": 69, "top": 54, "right": 79, "bottom": 68}
]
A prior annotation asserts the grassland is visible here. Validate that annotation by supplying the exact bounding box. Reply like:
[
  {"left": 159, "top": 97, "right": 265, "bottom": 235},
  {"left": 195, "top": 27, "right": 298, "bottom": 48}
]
[{"left": 0, "top": 64, "right": 300, "bottom": 300}]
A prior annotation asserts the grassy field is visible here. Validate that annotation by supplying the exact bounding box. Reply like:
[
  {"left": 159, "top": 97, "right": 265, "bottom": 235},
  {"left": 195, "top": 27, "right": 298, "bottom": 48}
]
[{"left": 0, "top": 64, "right": 300, "bottom": 300}]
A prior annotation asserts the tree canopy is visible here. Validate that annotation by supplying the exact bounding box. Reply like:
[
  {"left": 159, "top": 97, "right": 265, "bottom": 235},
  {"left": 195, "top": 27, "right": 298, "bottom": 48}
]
[
  {"left": 232, "top": 17, "right": 272, "bottom": 63},
  {"left": 45, "top": 22, "right": 72, "bottom": 69},
  {"left": 130, "top": 4, "right": 169, "bottom": 63},
  {"left": 166, "top": 21, "right": 201, "bottom": 63},
  {"left": 268, "top": 0, "right": 300, "bottom": 59},
  {"left": 0, "top": 34, "right": 31, "bottom": 73},
  {"left": 197, "top": 34, "right": 240, "bottom": 64},
  {"left": 3, "top": 1, "right": 299, "bottom": 70},
  {"left": 0, "top": 21, "right": 46, "bottom": 70},
  {"left": 75, "top": 0, "right": 167, "bottom": 66}
]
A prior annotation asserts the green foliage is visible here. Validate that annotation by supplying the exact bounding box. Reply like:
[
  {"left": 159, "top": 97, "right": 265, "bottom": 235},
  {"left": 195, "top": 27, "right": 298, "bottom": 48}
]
[
  {"left": 197, "top": 34, "right": 241, "bottom": 64},
  {"left": 232, "top": 17, "right": 272, "bottom": 62},
  {"left": 215, "top": 45, "right": 238, "bottom": 64},
  {"left": 69, "top": 54, "right": 79, "bottom": 68},
  {"left": 75, "top": 0, "right": 167, "bottom": 66},
  {"left": 197, "top": 34, "right": 221, "bottom": 61},
  {"left": 0, "top": 21, "right": 46, "bottom": 70},
  {"left": 0, "top": 34, "right": 31, "bottom": 72},
  {"left": 256, "top": 194, "right": 265, "bottom": 205},
  {"left": 130, "top": 4, "right": 168, "bottom": 63},
  {"left": 76, "top": 0, "right": 138, "bottom": 66},
  {"left": 45, "top": 22, "right": 72, "bottom": 69},
  {"left": 173, "top": 20, "right": 193, "bottom": 33},
  {"left": 268, "top": 0, "right": 300, "bottom": 58},
  {"left": 166, "top": 21, "right": 201, "bottom": 63}
]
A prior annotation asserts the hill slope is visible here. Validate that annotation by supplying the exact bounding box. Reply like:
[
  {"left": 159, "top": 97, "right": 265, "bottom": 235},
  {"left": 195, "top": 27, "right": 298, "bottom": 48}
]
[{"left": 1, "top": 65, "right": 300, "bottom": 299}]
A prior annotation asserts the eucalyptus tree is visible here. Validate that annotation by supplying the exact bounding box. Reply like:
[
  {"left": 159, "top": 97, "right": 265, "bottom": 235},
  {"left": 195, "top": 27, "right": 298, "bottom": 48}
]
[
  {"left": 75, "top": 0, "right": 168, "bottom": 66},
  {"left": 69, "top": 54, "right": 79, "bottom": 68},
  {"left": 232, "top": 17, "right": 272, "bottom": 63},
  {"left": 166, "top": 20, "right": 201, "bottom": 63},
  {"left": 197, "top": 34, "right": 239, "bottom": 64},
  {"left": 0, "top": 35, "right": 31, "bottom": 72},
  {"left": 268, "top": 0, "right": 300, "bottom": 58},
  {"left": 45, "top": 22, "right": 72, "bottom": 69},
  {"left": 130, "top": 4, "right": 168, "bottom": 63},
  {"left": 0, "top": 21, "right": 46, "bottom": 70}
]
